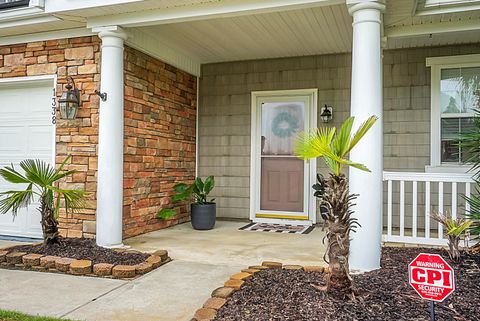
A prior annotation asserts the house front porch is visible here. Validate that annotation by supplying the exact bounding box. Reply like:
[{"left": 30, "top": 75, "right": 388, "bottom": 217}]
[{"left": 86, "top": 0, "right": 479, "bottom": 271}]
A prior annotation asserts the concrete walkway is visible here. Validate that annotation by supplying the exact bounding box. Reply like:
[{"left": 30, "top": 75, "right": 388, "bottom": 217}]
[{"left": 0, "top": 221, "right": 326, "bottom": 321}]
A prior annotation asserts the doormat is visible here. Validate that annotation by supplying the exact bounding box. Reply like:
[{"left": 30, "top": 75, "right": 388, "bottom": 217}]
[{"left": 239, "top": 222, "right": 314, "bottom": 234}]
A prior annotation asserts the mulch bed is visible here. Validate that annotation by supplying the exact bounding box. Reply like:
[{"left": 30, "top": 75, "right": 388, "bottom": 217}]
[
  {"left": 214, "top": 247, "right": 480, "bottom": 321},
  {"left": 10, "top": 238, "right": 149, "bottom": 265}
]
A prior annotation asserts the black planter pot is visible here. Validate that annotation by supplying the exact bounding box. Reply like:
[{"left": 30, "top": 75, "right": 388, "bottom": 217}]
[{"left": 191, "top": 203, "right": 216, "bottom": 230}]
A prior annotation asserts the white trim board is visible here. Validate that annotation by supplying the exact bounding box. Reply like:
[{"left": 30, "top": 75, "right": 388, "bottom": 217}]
[
  {"left": 0, "top": 28, "right": 94, "bottom": 46},
  {"left": 385, "top": 19, "right": 480, "bottom": 38},
  {"left": 87, "top": 0, "right": 343, "bottom": 28}
]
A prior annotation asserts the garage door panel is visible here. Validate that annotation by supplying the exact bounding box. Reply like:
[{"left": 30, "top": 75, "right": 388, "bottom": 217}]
[
  {"left": 0, "top": 208, "right": 26, "bottom": 236},
  {"left": 0, "top": 78, "right": 54, "bottom": 238},
  {"left": 28, "top": 125, "right": 54, "bottom": 157},
  {"left": 24, "top": 209, "right": 42, "bottom": 237},
  {"left": 0, "top": 126, "right": 27, "bottom": 157}
]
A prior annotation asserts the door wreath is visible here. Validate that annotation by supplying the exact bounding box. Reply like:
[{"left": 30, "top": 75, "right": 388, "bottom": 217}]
[{"left": 271, "top": 112, "right": 299, "bottom": 138}]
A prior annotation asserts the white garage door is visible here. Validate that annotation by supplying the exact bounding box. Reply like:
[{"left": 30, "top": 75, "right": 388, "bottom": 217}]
[{"left": 0, "top": 77, "right": 55, "bottom": 238}]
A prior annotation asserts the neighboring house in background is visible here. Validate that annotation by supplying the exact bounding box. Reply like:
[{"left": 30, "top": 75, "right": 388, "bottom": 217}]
[{"left": 0, "top": 0, "right": 478, "bottom": 271}]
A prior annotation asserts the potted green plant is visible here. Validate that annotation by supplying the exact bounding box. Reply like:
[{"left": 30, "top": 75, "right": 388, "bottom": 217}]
[{"left": 158, "top": 176, "right": 216, "bottom": 230}]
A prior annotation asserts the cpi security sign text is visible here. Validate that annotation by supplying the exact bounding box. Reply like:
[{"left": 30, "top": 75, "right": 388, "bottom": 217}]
[{"left": 408, "top": 253, "right": 455, "bottom": 302}]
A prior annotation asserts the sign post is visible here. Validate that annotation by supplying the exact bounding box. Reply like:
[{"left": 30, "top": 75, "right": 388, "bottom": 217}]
[{"left": 408, "top": 253, "right": 455, "bottom": 321}]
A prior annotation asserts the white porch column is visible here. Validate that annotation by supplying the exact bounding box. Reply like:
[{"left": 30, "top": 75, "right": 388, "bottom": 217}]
[
  {"left": 347, "top": 0, "right": 385, "bottom": 272},
  {"left": 95, "top": 26, "right": 127, "bottom": 247}
]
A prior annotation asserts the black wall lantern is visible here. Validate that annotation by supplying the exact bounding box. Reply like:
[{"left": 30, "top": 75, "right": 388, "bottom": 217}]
[
  {"left": 320, "top": 104, "right": 333, "bottom": 123},
  {"left": 58, "top": 77, "right": 80, "bottom": 120}
]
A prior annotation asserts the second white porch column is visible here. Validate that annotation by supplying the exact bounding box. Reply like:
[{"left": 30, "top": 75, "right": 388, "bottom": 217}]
[
  {"left": 347, "top": 1, "right": 385, "bottom": 271},
  {"left": 96, "top": 27, "right": 127, "bottom": 247}
]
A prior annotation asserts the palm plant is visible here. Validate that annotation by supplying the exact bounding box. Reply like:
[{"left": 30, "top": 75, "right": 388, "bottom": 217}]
[
  {"left": 295, "top": 116, "right": 377, "bottom": 299},
  {"left": 431, "top": 212, "right": 472, "bottom": 261},
  {"left": 460, "top": 108, "right": 480, "bottom": 247},
  {"left": 465, "top": 191, "right": 480, "bottom": 247},
  {"left": 0, "top": 157, "right": 86, "bottom": 245}
]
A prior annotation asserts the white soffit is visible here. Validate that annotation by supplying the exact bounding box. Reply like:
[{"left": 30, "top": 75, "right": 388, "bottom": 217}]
[
  {"left": 385, "top": 0, "right": 480, "bottom": 38},
  {"left": 133, "top": 4, "right": 353, "bottom": 64}
]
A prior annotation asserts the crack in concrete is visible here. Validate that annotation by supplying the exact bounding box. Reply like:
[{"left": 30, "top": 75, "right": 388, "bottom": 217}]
[{"left": 59, "top": 281, "right": 129, "bottom": 319}]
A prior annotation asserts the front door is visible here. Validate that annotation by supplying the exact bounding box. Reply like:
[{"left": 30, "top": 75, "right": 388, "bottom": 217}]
[{"left": 250, "top": 89, "right": 317, "bottom": 225}]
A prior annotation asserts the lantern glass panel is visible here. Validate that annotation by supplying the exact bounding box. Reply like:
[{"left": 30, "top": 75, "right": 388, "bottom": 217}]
[{"left": 58, "top": 88, "right": 79, "bottom": 120}]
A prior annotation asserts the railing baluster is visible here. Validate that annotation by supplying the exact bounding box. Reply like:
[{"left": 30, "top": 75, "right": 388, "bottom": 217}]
[
  {"left": 425, "top": 181, "right": 431, "bottom": 240},
  {"left": 465, "top": 182, "right": 471, "bottom": 213},
  {"left": 412, "top": 181, "right": 417, "bottom": 238},
  {"left": 452, "top": 182, "right": 457, "bottom": 220},
  {"left": 438, "top": 181, "right": 443, "bottom": 240},
  {"left": 400, "top": 180, "right": 405, "bottom": 237},
  {"left": 387, "top": 180, "right": 392, "bottom": 238}
]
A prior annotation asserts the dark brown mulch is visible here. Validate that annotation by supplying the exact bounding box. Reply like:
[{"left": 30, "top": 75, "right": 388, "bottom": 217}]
[
  {"left": 215, "top": 247, "right": 480, "bottom": 321},
  {"left": 9, "top": 238, "right": 149, "bottom": 265}
]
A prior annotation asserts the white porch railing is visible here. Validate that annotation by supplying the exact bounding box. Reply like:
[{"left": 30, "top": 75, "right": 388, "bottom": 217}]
[{"left": 383, "top": 171, "right": 474, "bottom": 246}]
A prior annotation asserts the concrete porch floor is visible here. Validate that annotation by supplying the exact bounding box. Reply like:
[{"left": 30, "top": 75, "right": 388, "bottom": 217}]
[
  {"left": 126, "top": 220, "right": 327, "bottom": 267},
  {"left": 0, "top": 221, "right": 326, "bottom": 321}
]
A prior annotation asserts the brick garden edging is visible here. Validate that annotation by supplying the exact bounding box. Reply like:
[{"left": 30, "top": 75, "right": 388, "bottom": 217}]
[
  {"left": 0, "top": 248, "right": 170, "bottom": 280},
  {"left": 191, "top": 261, "right": 329, "bottom": 321}
]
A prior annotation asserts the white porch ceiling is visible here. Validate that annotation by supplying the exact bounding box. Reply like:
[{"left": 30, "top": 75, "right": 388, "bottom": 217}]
[
  {"left": 132, "top": 0, "right": 480, "bottom": 65},
  {"left": 136, "top": 4, "right": 353, "bottom": 64}
]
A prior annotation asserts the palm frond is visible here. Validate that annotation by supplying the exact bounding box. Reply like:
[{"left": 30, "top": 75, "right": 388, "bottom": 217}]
[
  {"left": 0, "top": 165, "right": 30, "bottom": 184},
  {"left": 323, "top": 156, "right": 339, "bottom": 174},
  {"left": 294, "top": 116, "right": 377, "bottom": 176},
  {"left": 20, "top": 159, "right": 57, "bottom": 187},
  {"left": 332, "top": 117, "right": 354, "bottom": 157},
  {"left": 0, "top": 185, "right": 34, "bottom": 215},
  {"left": 48, "top": 185, "right": 86, "bottom": 217},
  {"left": 346, "top": 116, "right": 378, "bottom": 154},
  {"left": 465, "top": 185, "right": 480, "bottom": 239},
  {"left": 336, "top": 159, "right": 371, "bottom": 172},
  {"left": 294, "top": 127, "right": 335, "bottom": 160}
]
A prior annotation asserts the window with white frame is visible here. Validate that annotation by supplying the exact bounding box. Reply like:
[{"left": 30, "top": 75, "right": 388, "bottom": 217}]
[
  {"left": 0, "top": 0, "right": 29, "bottom": 10},
  {"left": 427, "top": 55, "right": 480, "bottom": 169}
]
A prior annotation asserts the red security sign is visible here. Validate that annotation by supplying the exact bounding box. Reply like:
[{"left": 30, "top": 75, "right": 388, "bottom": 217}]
[{"left": 409, "top": 253, "right": 455, "bottom": 302}]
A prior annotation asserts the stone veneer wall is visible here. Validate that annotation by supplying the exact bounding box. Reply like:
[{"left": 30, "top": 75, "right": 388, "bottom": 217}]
[
  {"left": 0, "top": 36, "right": 101, "bottom": 238},
  {"left": 123, "top": 46, "right": 197, "bottom": 238},
  {"left": 198, "top": 43, "right": 480, "bottom": 224}
]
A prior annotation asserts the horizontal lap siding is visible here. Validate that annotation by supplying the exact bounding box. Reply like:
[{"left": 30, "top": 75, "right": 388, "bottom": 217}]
[
  {"left": 199, "top": 55, "right": 351, "bottom": 220},
  {"left": 199, "top": 43, "right": 480, "bottom": 223}
]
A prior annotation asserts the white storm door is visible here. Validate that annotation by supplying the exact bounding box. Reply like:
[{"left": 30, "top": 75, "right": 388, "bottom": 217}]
[
  {"left": 0, "top": 77, "right": 55, "bottom": 238},
  {"left": 250, "top": 89, "right": 317, "bottom": 225}
]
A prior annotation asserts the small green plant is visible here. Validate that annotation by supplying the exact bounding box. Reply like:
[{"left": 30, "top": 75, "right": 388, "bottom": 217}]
[
  {"left": 431, "top": 212, "right": 472, "bottom": 262},
  {"left": 0, "top": 157, "right": 86, "bottom": 245},
  {"left": 157, "top": 176, "right": 215, "bottom": 220},
  {"left": 465, "top": 190, "right": 480, "bottom": 244}
]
